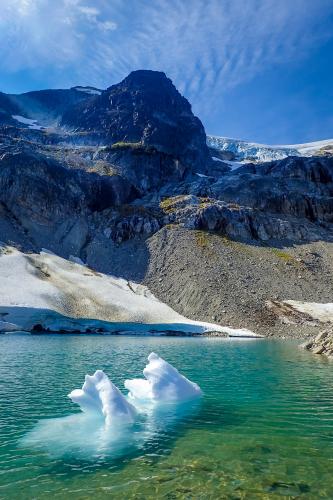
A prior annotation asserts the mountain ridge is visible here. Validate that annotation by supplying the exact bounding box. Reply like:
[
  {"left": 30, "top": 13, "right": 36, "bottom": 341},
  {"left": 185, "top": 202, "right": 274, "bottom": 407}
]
[{"left": 0, "top": 69, "right": 332, "bottom": 337}]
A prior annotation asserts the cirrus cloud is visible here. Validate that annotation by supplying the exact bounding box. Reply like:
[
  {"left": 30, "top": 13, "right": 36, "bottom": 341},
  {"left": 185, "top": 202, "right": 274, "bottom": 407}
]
[{"left": 0, "top": 0, "right": 332, "bottom": 131}]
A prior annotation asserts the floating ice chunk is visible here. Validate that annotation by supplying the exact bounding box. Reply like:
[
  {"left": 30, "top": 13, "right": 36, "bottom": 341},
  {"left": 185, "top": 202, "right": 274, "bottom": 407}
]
[
  {"left": 68, "top": 370, "right": 136, "bottom": 425},
  {"left": 22, "top": 358, "right": 202, "bottom": 460},
  {"left": 125, "top": 352, "right": 202, "bottom": 402}
]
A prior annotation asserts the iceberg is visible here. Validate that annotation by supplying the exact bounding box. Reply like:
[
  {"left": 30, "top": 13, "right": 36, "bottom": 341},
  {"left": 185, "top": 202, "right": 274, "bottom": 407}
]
[
  {"left": 68, "top": 370, "right": 136, "bottom": 425},
  {"left": 22, "top": 354, "right": 202, "bottom": 459},
  {"left": 125, "top": 352, "right": 202, "bottom": 402}
]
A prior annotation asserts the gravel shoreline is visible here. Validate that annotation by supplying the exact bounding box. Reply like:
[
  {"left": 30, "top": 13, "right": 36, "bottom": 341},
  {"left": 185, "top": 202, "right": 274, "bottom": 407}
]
[{"left": 142, "top": 227, "right": 333, "bottom": 339}]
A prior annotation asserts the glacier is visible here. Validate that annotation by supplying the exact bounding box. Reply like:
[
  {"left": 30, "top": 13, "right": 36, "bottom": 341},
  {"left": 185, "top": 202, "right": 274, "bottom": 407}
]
[{"left": 207, "top": 135, "right": 333, "bottom": 163}]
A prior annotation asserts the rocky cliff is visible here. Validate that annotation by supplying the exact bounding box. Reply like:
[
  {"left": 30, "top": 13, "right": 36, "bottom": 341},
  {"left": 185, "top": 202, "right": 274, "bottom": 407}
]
[{"left": 302, "top": 330, "right": 333, "bottom": 357}]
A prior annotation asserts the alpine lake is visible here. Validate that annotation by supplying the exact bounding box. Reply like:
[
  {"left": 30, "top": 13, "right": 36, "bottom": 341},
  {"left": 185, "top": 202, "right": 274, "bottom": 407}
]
[{"left": 0, "top": 334, "right": 333, "bottom": 499}]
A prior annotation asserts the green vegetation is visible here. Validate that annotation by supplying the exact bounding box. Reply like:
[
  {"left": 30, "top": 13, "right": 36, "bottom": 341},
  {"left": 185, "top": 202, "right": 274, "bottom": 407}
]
[
  {"left": 194, "top": 230, "right": 211, "bottom": 248},
  {"left": 270, "top": 248, "right": 297, "bottom": 264},
  {"left": 160, "top": 195, "right": 188, "bottom": 213},
  {"left": 111, "top": 141, "right": 143, "bottom": 150},
  {"left": 87, "top": 161, "right": 119, "bottom": 176}
]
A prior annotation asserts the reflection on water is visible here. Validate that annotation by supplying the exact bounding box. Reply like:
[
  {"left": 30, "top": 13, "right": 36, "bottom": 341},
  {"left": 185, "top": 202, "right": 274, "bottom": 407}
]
[
  {"left": 22, "top": 399, "right": 201, "bottom": 461},
  {"left": 1, "top": 335, "right": 333, "bottom": 498}
]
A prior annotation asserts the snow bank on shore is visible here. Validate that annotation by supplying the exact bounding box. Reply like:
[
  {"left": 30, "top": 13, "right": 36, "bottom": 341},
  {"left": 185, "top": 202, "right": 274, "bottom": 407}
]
[{"left": 0, "top": 246, "right": 259, "bottom": 337}]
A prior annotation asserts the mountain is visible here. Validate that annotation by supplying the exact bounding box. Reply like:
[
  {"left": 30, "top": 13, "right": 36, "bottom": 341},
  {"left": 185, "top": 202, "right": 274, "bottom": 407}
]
[
  {"left": 0, "top": 70, "right": 332, "bottom": 337},
  {"left": 61, "top": 70, "right": 209, "bottom": 172}
]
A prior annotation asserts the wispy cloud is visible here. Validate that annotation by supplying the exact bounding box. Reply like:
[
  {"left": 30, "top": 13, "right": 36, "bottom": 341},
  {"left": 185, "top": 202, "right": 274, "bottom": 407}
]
[{"left": 0, "top": 0, "right": 332, "bottom": 125}]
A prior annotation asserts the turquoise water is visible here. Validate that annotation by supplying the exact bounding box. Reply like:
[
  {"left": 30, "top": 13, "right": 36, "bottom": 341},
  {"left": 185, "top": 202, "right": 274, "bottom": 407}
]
[{"left": 0, "top": 335, "right": 333, "bottom": 499}]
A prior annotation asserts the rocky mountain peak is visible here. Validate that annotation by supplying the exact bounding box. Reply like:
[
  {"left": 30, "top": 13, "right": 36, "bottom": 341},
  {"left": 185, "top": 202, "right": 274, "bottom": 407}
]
[{"left": 61, "top": 70, "right": 209, "bottom": 173}]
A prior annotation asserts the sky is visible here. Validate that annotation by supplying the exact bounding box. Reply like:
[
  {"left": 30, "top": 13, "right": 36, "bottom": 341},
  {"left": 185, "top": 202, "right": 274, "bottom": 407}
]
[{"left": 0, "top": 0, "right": 333, "bottom": 144}]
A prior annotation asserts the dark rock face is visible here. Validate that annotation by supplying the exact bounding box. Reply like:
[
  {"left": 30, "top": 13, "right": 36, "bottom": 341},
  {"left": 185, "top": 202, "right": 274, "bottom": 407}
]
[
  {"left": 0, "top": 151, "right": 136, "bottom": 252},
  {"left": 0, "top": 70, "right": 332, "bottom": 262},
  {"left": 209, "top": 156, "right": 333, "bottom": 223},
  {"left": 0, "top": 151, "right": 134, "bottom": 215},
  {"left": 12, "top": 88, "right": 92, "bottom": 121},
  {"left": 61, "top": 70, "right": 209, "bottom": 173},
  {"left": 0, "top": 92, "right": 21, "bottom": 125}
]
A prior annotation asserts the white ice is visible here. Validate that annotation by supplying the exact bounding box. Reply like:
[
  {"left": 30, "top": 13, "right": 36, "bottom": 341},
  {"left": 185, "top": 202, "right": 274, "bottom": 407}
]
[
  {"left": 125, "top": 352, "right": 202, "bottom": 402},
  {"left": 68, "top": 370, "right": 136, "bottom": 425}
]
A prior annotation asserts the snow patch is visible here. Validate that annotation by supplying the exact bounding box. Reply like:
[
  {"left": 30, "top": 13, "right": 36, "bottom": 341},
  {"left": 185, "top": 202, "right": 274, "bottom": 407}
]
[
  {"left": 195, "top": 172, "right": 211, "bottom": 178},
  {"left": 12, "top": 115, "right": 44, "bottom": 130},
  {"left": 74, "top": 86, "right": 102, "bottom": 95},
  {"left": 284, "top": 300, "right": 333, "bottom": 323}
]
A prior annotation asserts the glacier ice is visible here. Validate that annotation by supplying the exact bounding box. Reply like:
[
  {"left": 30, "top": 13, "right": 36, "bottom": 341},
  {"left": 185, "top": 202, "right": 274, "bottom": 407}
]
[
  {"left": 68, "top": 370, "right": 137, "bottom": 425},
  {"left": 125, "top": 352, "right": 202, "bottom": 402}
]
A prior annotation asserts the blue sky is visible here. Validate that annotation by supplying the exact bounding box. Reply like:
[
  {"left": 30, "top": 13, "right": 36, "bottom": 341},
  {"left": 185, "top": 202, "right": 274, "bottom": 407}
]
[{"left": 1, "top": 0, "right": 333, "bottom": 144}]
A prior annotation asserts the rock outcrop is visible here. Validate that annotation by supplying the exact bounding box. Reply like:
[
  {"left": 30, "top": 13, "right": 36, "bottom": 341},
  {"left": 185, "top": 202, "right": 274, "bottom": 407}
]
[{"left": 302, "top": 330, "right": 333, "bottom": 357}]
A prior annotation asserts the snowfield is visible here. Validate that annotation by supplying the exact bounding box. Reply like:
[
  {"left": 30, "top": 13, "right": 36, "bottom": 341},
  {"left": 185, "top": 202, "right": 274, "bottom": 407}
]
[{"left": 0, "top": 247, "right": 259, "bottom": 337}]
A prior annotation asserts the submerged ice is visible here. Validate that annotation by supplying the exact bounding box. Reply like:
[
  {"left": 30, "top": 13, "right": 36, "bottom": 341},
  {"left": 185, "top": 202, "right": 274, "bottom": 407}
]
[
  {"left": 125, "top": 352, "right": 202, "bottom": 402},
  {"left": 22, "top": 353, "right": 202, "bottom": 459}
]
